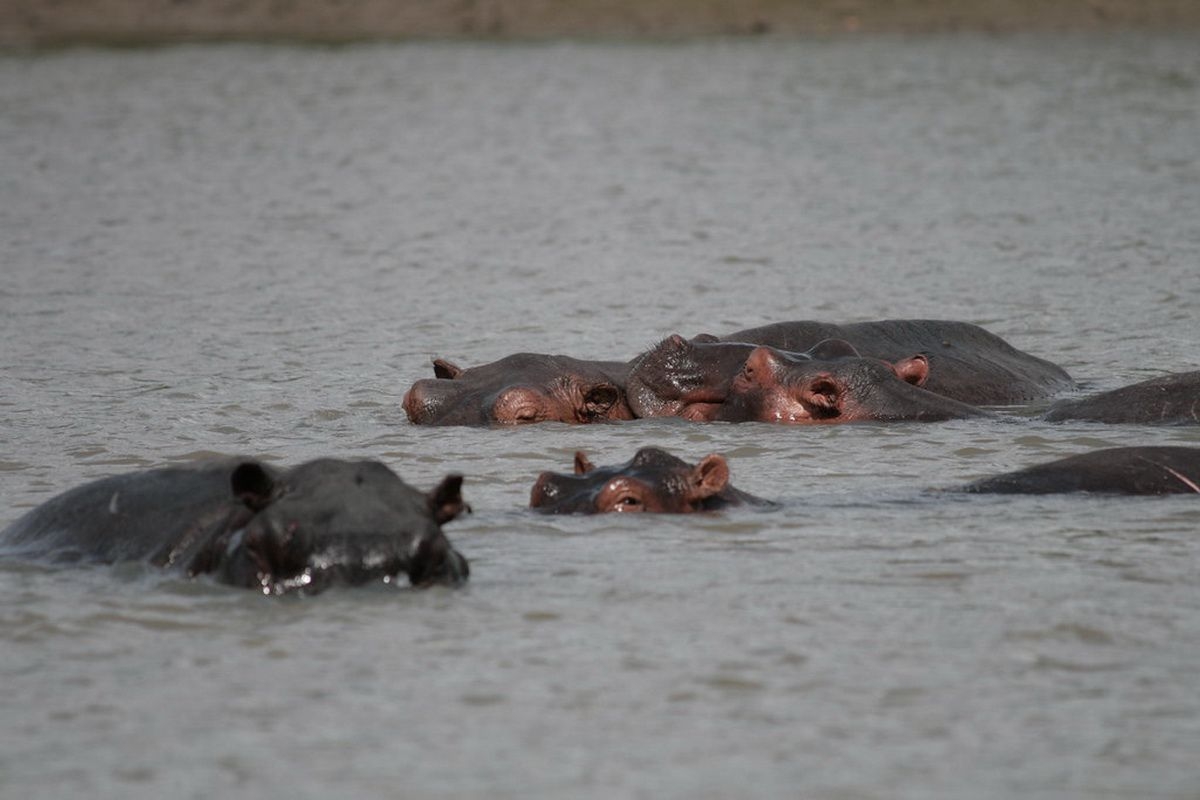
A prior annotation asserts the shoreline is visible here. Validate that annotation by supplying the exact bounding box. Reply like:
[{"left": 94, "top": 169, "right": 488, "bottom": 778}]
[{"left": 4, "top": 0, "right": 1200, "bottom": 48}]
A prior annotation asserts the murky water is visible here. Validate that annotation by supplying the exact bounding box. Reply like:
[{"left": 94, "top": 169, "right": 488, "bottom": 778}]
[{"left": 2, "top": 35, "right": 1200, "bottom": 799}]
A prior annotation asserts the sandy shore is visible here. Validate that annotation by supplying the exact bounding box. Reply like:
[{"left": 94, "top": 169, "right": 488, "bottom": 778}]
[{"left": 3, "top": 0, "right": 1200, "bottom": 47}]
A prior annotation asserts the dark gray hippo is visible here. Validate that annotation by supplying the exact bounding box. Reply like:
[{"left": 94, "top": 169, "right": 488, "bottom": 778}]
[
  {"left": 710, "top": 344, "right": 987, "bottom": 424},
  {"left": 1, "top": 457, "right": 470, "bottom": 594},
  {"left": 529, "top": 447, "right": 773, "bottom": 513},
  {"left": 403, "top": 353, "right": 634, "bottom": 426},
  {"left": 1044, "top": 371, "right": 1200, "bottom": 424},
  {"left": 962, "top": 446, "right": 1200, "bottom": 495},
  {"left": 718, "top": 319, "right": 1073, "bottom": 405}
]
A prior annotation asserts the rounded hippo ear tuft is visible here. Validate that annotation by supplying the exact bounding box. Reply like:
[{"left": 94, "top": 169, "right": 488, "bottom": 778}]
[
  {"left": 574, "top": 451, "right": 596, "bottom": 475},
  {"left": 891, "top": 354, "right": 930, "bottom": 386},
  {"left": 428, "top": 474, "right": 469, "bottom": 524},
  {"left": 690, "top": 454, "right": 730, "bottom": 500},
  {"left": 432, "top": 358, "right": 462, "bottom": 380},
  {"left": 231, "top": 461, "right": 275, "bottom": 511}
]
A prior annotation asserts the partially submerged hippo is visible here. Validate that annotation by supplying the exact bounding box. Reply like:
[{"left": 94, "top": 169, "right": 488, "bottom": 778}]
[
  {"left": 1044, "top": 371, "right": 1200, "bottom": 424},
  {"left": 962, "top": 446, "right": 1200, "bottom": 495},
  {"left": 529, "top": 447, "right": 771, "bottom": 513},
  {"left": 403, "top": 353, "right": 634, "bottom": 426},
  {"left": 1, "top": 457, "right": 470, "bottom": 594},
  {"left": 719, "top": 319, "right": 1073, "bottom": 405},
  {"left": 626, "top": 335, "right": 864, "bottom": 419},
  {"left": 712, "top": 345, "right": 985, "bottom": 424}
]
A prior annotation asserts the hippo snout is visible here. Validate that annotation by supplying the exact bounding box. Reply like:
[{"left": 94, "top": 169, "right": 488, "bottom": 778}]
[
  {"left": 529, "top": 472, "right": 560, "bottom": 509},
  {"left": 402, "top": 380, "right": 436, "bottom": 424}
]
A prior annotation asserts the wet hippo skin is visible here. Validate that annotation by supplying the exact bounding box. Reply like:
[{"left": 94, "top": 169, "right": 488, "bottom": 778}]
[
  {"left": 962, "top": 446, "right": 1200, "bottom": 495},
  {"left": 403, "top": 353, "right": 634, "bottom": 426},
  {"left": 529, "top": 447, "right": 773, "bottom": 513},
  {"left": 1, "top": 457, "right": 470, "bottom": 593}
]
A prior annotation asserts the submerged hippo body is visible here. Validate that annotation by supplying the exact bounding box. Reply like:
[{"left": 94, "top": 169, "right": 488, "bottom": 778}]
[
  {"left": 1044, "top": 371, "right": 1200, "bottom": 424},
  {"left": 713, "top": 345, "right": 986, "bottom": 424},
  {"left": 963, "top": 447, "right": 1200, "bottom": 495},
  {"left": 529, "top": 447, "right": 771, "bottom": 513},
  {"left": 403, "top": 353, "right": 634, "bottom": 426},
  {"left": 0, "top": 457, "right": 469, "bottom": 593},
  {"left": 720, "top": 319, "right": 1073, "bottom": 405}
]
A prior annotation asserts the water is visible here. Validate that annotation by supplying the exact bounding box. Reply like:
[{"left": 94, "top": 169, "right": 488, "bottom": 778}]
[{"left": 2, "top": 34, "right": 1200, "bottom": 799}]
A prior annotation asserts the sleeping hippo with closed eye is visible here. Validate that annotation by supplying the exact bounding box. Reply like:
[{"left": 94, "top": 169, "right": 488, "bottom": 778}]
[
  {"left": 0, "top": 456, "right": 469, "bottom": 594},
  {"left": 403, "top": 352, "right": 634, "bottom": 426},
  {"left": 529, "top": 447, "right": 773, "bottom": 513}
]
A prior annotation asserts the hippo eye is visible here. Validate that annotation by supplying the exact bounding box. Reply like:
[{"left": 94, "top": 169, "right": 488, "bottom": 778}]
[{"left": 614, "top": 495, "right": 643, "bottom": 511}]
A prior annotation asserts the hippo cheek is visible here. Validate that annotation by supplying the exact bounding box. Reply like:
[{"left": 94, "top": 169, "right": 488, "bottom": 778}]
[
  {"left": 408, "top": 533, "right": 470, "bottom": 587},
  {"left": 761, "top": 391, "right": 817, "bottom": 423},
  {"left": 679, "top": 402, "right": 721, "bottom": 422}
]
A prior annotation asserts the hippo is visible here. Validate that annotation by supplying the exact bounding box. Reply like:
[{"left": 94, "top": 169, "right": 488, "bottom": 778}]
[
  {"left": 0, "top": 457, "right": 470, "bottom": 594},
  {"left": 625, "top": 335, "right": 864, "bottom": 419},
  {"left": 718, "top": 319, "right": 1073, "bottom": 405},
  {"left": 711, "top": 344, "right": 985, "bottom": 424},
  {"left": 1043, "top": 371, "right": 1200, "bottom": 424},
  {"left": 529, "top": 447, "right": 772, "bottom": 513},
  {"left": 403, "top": 353, "right": 634, "bottom": 426},
  {"left": 962, "top": 446, "right": 1200, "bottom": 495}
]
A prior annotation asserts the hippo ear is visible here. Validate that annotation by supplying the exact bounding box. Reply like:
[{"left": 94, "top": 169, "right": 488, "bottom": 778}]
[
  {"left": 428, "top": 474, "right": 469, "bottom": 524},
  {"left": 692, "top": 333, "right": 720, "bottom": 343},
  {"left": 689, "top": 454, "right": 730, "bottom": 500},
  {"left": 574, "top": 451, "right": 596, "bottom": 475},
  {"left": 801, "top": 375, "right": 843, "bottom": 417},
  {"left": 231, "top": 461, "right": 276, "bottom": 511},
  {"left": 891, "top": 354, "right": 930, "bottom": 386},
  {"left": 583, "top": 384, "right": 622, "bottom": 419},
  {"left": 432, "top": 359, "right": 462, "bottom": 380}
]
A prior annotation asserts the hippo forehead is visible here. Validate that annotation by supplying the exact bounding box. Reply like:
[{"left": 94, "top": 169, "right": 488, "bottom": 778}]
[
  {"left": 769, "top": 351, "right": 893, "bottom": 381},
  {"left": 573, "top": 448, "right": 694, "bottom": 494},
  {"left": 461, "top": 353, "right": 616, "bottom": 383},
  {"left": 267, "top": 459, "right": 433, "bottom": 528}
]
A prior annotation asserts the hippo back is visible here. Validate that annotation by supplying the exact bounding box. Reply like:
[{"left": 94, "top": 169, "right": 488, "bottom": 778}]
[
  {"left": 1043, "top": 371, "right": 1200, "bottom": 424},
  {"left": 962, "top": 446, "right": 1200, "bottom": 495},
  {"left": 1, "top": 459, "right": 258, "bottom": 567},
  {"left": 722, "top": 319, "right": 1073, "bottom": 405}
]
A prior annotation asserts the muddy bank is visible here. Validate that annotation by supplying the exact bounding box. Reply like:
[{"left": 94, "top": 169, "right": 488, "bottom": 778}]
[{"left": 3, "top": 0, "right": 1200, "bottom": 46}]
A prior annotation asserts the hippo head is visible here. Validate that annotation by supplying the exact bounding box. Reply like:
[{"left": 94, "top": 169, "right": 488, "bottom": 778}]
[
  {"left": 529, "top": 447, "right": 739, "bottom": 514},
  {"left": 403, "top": 353, "right": 633, "bottom": 426},
  {"left": 626, "top": 335, "right": 866, "bottom": 420},
  {"left": 716, "top": 345, "right": 979, "bottom": 424},
  {"left": 190, "top": 459, "right": 469, "bottom": 594}
]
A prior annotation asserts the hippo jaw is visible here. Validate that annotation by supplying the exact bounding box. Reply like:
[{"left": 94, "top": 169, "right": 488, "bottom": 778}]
[{"left": 214, "top": 521, "right": 469, "bottom": 595}]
